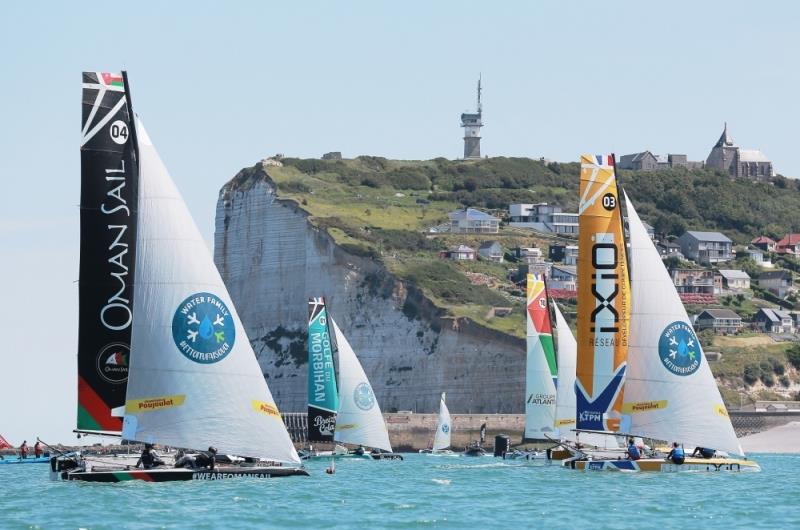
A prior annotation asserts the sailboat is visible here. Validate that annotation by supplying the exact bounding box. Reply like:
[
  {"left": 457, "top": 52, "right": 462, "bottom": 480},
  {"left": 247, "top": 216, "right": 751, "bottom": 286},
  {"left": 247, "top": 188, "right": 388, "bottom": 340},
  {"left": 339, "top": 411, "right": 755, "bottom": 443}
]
[
  {"left": 52, "top": 72, "right": 307, "bottom": 482},
  {"left": 302, "top": 298, "right": 402, "bottom": 461},
  {"left": 504, "top": 273, "right": 617, "bottom": 461},
  {"left": 567, "top": 154, "right": 759, "bottom": 472},
  {"left": 419, "top": 393, "right": 453, "bottom": 454}
]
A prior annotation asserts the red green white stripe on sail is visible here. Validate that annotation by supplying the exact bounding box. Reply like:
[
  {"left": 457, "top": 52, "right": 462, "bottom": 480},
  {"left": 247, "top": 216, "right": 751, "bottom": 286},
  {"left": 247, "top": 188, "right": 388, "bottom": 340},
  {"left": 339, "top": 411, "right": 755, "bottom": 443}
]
[
  {"left": 100, "top": 72, "right": 124, "bottom": 87},
  {"left": 524, "top": 273, "right": 558, "bottom": 440}
]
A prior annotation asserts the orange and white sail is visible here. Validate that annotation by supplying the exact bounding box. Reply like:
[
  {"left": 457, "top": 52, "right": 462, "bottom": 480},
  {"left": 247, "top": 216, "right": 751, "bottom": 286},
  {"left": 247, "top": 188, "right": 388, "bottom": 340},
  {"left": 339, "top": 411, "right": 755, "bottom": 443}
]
[
  {"left": 576, "top": 154, "right": 631, "bottom": 432},
  {"left": 524, "top": 273, "right": 558, "bottom": 439}
]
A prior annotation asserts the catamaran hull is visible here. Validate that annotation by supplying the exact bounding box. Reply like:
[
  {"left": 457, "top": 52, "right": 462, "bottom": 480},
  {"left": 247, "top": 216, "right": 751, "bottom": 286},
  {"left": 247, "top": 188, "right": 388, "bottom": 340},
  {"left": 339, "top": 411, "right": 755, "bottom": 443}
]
[
  {"left": 566, "top": 457, "right": 760, "bottom": 473},
  {"left": 60, "top": 466, "right": 310, "bottom": 482}
]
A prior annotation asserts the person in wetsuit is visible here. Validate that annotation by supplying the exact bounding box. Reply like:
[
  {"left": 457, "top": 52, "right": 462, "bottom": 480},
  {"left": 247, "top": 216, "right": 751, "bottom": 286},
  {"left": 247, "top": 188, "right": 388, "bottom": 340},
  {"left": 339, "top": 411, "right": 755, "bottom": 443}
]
[
  {"left": 626, "top": 438, "right": 641, "bottom": 461},
  {"left": 194, "top": 446, "right": 217, "bottom": 470},
  {"left": 353, "top": 445, "right": 365, "bottom": 456},
  {"left": 136, "top": 443, "right": 165, "bottom": 469},
  {"left": 667, "top": 442, "right": 685, "bottom": 465},
  {"left": 692, "top": 446, "right": 715, "bottom": 459}
]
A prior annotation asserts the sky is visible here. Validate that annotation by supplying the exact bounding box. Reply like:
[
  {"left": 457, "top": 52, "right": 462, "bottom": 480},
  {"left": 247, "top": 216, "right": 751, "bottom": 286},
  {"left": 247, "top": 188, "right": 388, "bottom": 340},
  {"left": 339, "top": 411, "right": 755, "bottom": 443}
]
[{"left": 1, "top": 1, "right": 799, "bottom": 445}]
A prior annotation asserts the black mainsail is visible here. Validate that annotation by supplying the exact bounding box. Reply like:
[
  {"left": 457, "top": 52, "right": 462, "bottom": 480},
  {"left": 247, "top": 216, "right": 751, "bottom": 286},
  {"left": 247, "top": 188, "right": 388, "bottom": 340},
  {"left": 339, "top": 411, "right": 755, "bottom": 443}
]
[{"left": 77, "top": 72, "right": 138, "bottom": 432}]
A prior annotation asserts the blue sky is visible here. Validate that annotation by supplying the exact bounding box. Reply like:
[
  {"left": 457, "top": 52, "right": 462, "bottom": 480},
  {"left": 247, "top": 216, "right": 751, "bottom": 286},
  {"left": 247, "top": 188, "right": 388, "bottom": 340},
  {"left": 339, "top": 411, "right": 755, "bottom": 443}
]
[{"left": 1, "top": 1, "right": 798, "bottom": 444}]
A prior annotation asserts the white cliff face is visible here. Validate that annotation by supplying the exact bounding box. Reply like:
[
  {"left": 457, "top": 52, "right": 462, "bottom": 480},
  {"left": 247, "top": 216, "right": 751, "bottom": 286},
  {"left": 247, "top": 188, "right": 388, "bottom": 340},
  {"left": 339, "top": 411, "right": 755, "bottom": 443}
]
[{"left": 214, "top": 165, "right": 525, "bottom": 414}]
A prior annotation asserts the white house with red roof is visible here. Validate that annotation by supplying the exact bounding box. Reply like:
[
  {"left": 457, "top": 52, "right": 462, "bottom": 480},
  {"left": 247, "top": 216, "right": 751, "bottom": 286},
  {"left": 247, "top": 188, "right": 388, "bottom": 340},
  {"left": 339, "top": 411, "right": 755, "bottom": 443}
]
[
  {"left": 751, "top": 236, "right": 776, "bottom": 252},
  {"left": 776, "top": 234, "right": 800, "bottom": 255}
]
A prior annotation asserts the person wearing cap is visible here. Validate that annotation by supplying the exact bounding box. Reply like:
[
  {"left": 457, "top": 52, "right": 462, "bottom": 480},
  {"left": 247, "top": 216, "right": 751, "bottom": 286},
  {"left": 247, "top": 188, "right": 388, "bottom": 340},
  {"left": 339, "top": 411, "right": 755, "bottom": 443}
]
[
  {"left": 136, "top": 443, "right": 165, "bottom": 469},
  {"left": 194, "top": 446, "right": 217, "bottom": 470}
]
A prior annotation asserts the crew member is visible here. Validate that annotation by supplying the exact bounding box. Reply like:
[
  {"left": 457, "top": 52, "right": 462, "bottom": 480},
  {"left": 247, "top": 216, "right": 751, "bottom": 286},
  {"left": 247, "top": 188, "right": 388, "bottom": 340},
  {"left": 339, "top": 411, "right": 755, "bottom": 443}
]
[
  {"left": 691, "top": 446, "right": 715, "bottom": 459},
  {"left": 354, "top": 445, "right": 365, "bottom": 456},
  {"left": 626, "top": 438, "right": 641, "bottom": 461},
  {"left": 667, "top": 442, "right": 685, "bottom": 465},
  {"left": 194, "top": 447, "right": 217, "bottom": 469},
  {"left": 136, "top": 443, "right": 165, "bottom": 469},
  {"left": 34, "top": 440, "right": 43, "bottom": 458},
  {"left": 19, "top": 440, "right": 28, "bottom": 459}
]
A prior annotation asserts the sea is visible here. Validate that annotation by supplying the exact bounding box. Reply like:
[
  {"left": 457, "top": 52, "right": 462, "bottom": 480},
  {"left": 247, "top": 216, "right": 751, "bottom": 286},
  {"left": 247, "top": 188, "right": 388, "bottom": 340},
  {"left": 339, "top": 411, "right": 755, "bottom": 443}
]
[{"left": 1, "top": 453, "right": 798, "bottom": 529}]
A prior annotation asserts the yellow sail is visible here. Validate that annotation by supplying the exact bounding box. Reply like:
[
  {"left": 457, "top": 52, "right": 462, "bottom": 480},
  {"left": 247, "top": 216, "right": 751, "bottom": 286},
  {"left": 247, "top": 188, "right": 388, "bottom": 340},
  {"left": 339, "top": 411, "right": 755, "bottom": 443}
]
[{"left": 575, "top": 154, "right": 630, "bottom": 432}]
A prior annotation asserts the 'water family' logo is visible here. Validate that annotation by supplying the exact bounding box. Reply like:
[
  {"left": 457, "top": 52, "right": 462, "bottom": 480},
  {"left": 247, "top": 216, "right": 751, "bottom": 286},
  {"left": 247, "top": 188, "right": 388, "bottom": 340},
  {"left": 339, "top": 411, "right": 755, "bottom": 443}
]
[
  {"left": 97, "top": 342, "right": 129, "bottom": 383},
  {"left": 441, "top": 423, "right": 450, "bottom": 434},
  {"left": 172, "top": 292, "right": 235, "bottom": 364},
  {"left": 353, "top": 382, "right": 375, "bottom": 411},
  {"left": 658, "top": 321, "right": 701, "bottom": 376}
]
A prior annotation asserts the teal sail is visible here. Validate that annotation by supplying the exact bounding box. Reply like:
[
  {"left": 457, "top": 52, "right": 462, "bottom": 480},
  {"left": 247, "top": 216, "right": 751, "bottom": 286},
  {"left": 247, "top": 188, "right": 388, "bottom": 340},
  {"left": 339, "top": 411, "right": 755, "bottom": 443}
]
[{"left": 307, "top": 297, "right": 339, "bottom": 441}]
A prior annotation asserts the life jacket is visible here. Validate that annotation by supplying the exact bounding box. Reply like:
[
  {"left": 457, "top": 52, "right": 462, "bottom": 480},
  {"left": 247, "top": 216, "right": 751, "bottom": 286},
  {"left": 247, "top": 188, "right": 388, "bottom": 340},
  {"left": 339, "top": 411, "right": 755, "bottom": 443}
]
[{"left": 627, "top": 444, "right": 641, "bottom": 460}]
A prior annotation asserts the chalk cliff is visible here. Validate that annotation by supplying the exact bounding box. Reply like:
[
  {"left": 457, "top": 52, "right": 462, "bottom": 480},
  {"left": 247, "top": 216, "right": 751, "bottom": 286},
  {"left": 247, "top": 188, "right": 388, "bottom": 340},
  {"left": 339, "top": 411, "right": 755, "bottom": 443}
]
[{"left": 214, "top": 163, "right": 525, "bottom": 414}]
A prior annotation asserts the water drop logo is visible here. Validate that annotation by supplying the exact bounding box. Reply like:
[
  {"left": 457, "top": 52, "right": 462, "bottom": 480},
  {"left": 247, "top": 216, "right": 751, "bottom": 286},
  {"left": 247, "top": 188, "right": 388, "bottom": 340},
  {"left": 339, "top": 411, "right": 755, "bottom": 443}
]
[
  {"left": 353, "top": 382, "right": 375, "bottom": 411},
  {"left": 658, "top": 321, "right": 701, "bottom": 377},
  {"left": 172, "top": 292, "right": 235, "bottom": 364}
]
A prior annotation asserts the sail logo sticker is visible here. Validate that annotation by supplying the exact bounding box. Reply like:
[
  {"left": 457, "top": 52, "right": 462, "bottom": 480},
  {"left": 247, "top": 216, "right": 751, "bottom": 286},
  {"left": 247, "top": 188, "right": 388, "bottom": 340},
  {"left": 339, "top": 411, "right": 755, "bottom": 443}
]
[
  {"left": 658, "top": 321, "right": 701, "bottom": 377},
  {"left": 172, "top": 292, "right": 235, "bottom": 364},
  {"left": 353, "top": 382, "right": 376, "bottom": 411},
  {"left": 96, "top": 342, "right": 129, "bottom": 384},
  {"left": 126, "top": 395, "right": 186, "bottom": 412},
  {"left": 251, "top": 400, "right": 281, "bottom": 419},
  {"left": 441, "top": 424, "right": 450, "bottom": 434}
]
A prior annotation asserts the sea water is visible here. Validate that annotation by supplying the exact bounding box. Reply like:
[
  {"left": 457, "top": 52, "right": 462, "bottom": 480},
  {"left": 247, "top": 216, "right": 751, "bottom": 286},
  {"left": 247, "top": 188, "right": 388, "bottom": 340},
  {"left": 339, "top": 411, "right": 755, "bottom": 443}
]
[{"left": 2, "top": 453, "right": 798, "bottom": 529}]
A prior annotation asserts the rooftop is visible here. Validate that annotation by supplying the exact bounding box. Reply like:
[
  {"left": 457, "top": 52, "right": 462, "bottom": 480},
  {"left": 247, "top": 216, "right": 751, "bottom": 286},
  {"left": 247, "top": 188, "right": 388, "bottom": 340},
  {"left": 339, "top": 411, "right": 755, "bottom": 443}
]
[
  {"left": 718, "top": 269, "right": 750, "bottom": 280},
  {"left": 448, "top": 208, "right": 498, "bottom": 222},
  {"left": 699, "top": 308, "right": 742, "bottom": 319},
  {"left": 752, "top": 236, "right": 776, "bottom": 244},
  {"left": 738, "top": 149, "right": 770, "bottom": 163},
  {"left": 682, "top": 230, "right": 733, "bottom": 243},
  {"left": 759, "top": 270, "right": 792, "bottom": 280}
]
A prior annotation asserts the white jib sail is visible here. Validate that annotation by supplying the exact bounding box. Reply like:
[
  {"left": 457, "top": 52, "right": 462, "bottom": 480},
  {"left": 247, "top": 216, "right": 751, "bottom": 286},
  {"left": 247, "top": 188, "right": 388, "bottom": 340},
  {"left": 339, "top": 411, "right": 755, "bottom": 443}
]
[
  {"left": 433, "top": 392, "right": 451, "bottom": 450},
  {"left": 553, "top": 303, "right": 577, "bottom": 440},
  {"left": 623, "top": 192, "right": 743, "bottom": 456},
  {"left": 331, "top": 319, "right": 392, "bottom": 452},
  {"left": 122, "top": 118, "right": 300, "bottom": 464}
]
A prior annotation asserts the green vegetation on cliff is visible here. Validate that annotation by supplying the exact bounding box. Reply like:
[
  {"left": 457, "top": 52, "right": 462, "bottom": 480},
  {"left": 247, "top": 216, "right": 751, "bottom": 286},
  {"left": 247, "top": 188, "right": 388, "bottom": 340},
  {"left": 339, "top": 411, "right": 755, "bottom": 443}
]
[{"left": 230, "top": 155, "right": 800, "bottom": 345}]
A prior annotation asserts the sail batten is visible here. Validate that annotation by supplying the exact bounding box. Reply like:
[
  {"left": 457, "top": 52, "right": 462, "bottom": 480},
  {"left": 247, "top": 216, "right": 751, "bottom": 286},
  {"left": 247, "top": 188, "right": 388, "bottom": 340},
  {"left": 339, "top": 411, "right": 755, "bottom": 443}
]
[
  {"left": 524, "top": 273, "right": 557, "bottom": 439},
  {"left": 576, "top": 154, "right": 631, "bottom": 433},
  {"left": 622, "top": 193, "right": 743, "bottom": 456}
]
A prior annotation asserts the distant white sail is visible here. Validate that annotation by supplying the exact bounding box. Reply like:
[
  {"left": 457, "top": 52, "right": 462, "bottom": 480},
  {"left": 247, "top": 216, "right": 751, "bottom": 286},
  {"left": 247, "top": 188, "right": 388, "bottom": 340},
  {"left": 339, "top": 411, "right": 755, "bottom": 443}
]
[
  {"left": 553, "top": 303, "right": 577, "bottom": 439},
  {"left": 432, "top": 392, "right": 451, "bottom": 450},
  {"left": 122, "top": 118, "right": 300, "bottom": 464},
  {"left": 331, "top": 319, "right": 392, "bottom": 452},
  {"left": 622, "top": 192, "right": 743, "bottom": 456}
]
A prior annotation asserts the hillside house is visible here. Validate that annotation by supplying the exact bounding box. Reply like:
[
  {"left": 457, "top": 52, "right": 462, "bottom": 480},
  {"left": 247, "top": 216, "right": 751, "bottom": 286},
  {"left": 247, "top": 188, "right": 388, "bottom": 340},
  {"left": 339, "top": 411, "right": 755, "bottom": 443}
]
[
  {"left": 549, "top": 265, "right": 577, "bottom": 291},
  {"left": 618, "top": 151, "right": 659, "bottom": 171},
  {"left": 752, "top": 308, "right": 795, "bottom": 334},
  {"left": 670, "top": 268, "right": 716, "bottom": 295},
  {"left": 512, "top": 247, "right": 545, "bottom": 264},
  {"left": 564, "top": 245, "right": 579, "bottom": 266},
  {"left": 657, "top": 241, "right": 684, "bottom": 260},
  {"left": 776, "top": 234, "right": 800, "bottom": 255},
  {"left": 508, "top": 203, "right": 578, "bottom": 234},
  {"left": 758, "top": 270, "right": 793, "bottom": 297},
  {"left": 676, "top": 231, "right": 733, "bottom": 264},
  {"left": 448, "top": 208, "right": 499, "bottom": 234},
  {"left": 478, "top": 241, "right": 503, "bottom": 263},
  {"left": 743, "top": 247, "right": 768, "bottom": 266},
  {"left": 751, "top": 236, "right": 776, "bottom": 252},
  {"left": 440, "top": 245, "right": 476, "bottom": 261},
  {"left": 695, "top": 309, "right": 743, "bottom": 335},
  {"left": 549, "top": 244, "right": 566, "bottom": 262},
  {"left": 717, "top": 269, "right": 751, "bottom": 291}
]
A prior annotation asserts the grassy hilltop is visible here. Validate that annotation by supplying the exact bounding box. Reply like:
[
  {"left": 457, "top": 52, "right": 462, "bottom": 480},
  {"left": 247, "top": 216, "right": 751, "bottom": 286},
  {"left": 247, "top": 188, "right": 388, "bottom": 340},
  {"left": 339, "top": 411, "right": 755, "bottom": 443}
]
[{"left": 231, "top": 155, "right": 800, "bottom": 404}]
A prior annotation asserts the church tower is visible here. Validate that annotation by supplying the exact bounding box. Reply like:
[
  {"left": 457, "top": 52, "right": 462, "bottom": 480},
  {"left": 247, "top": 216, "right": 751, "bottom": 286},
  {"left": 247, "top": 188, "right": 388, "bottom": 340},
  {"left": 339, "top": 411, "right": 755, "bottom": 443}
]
[
  {"left": 706, "top": 122, "right": 738, "bottom": 176},
  {"left": 460, "top": 77, "right": 483, "bottom": 159}
]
